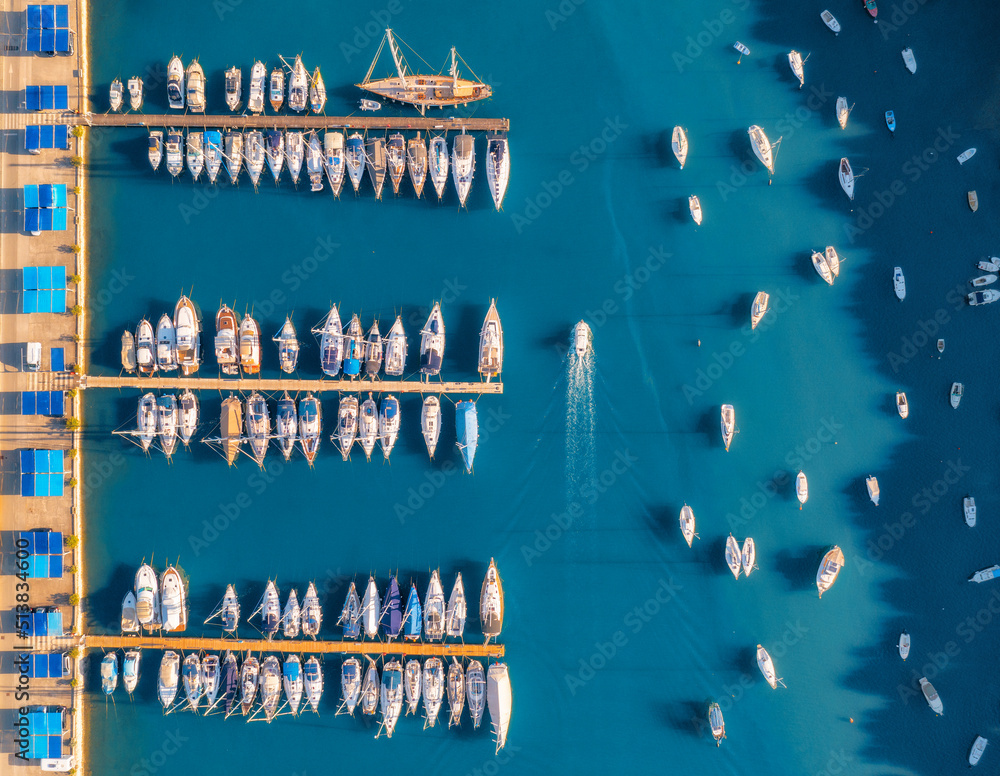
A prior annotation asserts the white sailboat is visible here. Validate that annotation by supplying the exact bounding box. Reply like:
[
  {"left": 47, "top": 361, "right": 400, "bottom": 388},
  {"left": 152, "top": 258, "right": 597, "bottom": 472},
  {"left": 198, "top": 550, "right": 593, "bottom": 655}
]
[
  {"left": 671, "top": 126, "right": 688, "bottom": 169},
  {"left": 750, "top": 291, "right": 769, "bottom": 330},
  {"left": 679, "top": 504, "right": 697, "bottom": 548},
  {"left": 825, "top": 246, "right": 841, "bottom": 278},
  {"left": 756, "top": 644, "right": 784, "bottom": 689},
  {"left": 839, "top": 157, "right": 855, "bottom": 200},
  {"left": 811, "top": 251, "right": 833, "bottom": 286},
  {"left": 725, "top": 534, "right": 742, "bottom": 579},
  {"left": 688, "top": 195, "right": 702, "bottom": 225},
  {"left": 487, "top": 663, "right": 512, "bottom": 753},
  {"left": 720, "top": 404, "right": 735, "bottom": 451},
  {"left": 748, "top": 125, "right": 780, "bottom": 175},
  {"left": 486, "top": 134, "right": 510, "bottom": 210},
  {"left": 741, "top": 538, "right": 757, "bottom": 576},
  {"left": 787, "top": 50, "right": 807, "bottom": 88},
  {"left": 836, "top": 97, "right": 853, "bottom": 130}
]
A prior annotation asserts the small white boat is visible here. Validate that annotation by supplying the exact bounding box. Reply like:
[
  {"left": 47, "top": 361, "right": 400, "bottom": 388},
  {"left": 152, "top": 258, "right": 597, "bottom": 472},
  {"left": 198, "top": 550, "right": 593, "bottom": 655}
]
[
  {"left": 109, "top": 78, "right": 123, "bottom": 112},
  {"left": 970, "top": 736, "right": 988, "bottom": 766},
  {"left": 751, "top": 292, "right": 769, "bottom": 330},
  {"left": 121, "top": 591, "right": 139, "bottom": 633},
  {"left": 671, "top": 126, "right": 688, "bottom": 169},
  {"left": 950, "top": 382, "right": 963, "bottom": 408},
  {"left": 127, "top": 77, "right": 143, "bottom": 111},
  {"left": 796, "top": 471, "right": 808, "bottom": 507},
  {"left": 969, "top": 191, "right": 979, "bottom": 212},
  {"left": 937, "top": 339, "right": 945, "bottom": 354},
  {"left": 788, "top": 50, "right": 806, "bottom": 88},
  {"left": 688, "top": 195, "right": 702, "bottom": 225},
  {"left": 741, "top": 538, "right": 756, "bottom": 577},
  {"left": 836, "top": 96, "right": 851, "bottom": 129},
  {"left": 720, "top": 404, "right": 735, "bottom": 452},
  {"left": 978, "top": 259, "right": 1000, "bottom": 272},
  {"left": 866, "top": 476, "right": 880, "bottom": 506},
  {"left": 971, "top": 565, "right": 1000, "bottom": 583},
  {"left": 958, "top": 148, "right": 977, "bottom": 165},
  {"left": 816, "top": 546, "right": 845, "bottom": 598},
  {"left": 902, "top": 47, "right": 917, "bottom": 74},
  {"left": 486, "top": 663, "right": 512, "bottom": 753},
  {"left": 821, "top": 10, "right": 841, "bottom": 34},
  {"left": 919, "top": 677, "right": 942, "bottom": 714},
  {"left": 404, "top": 659, "right": 422, "bottom": 715},
  {"left": 756, "top": 644, "right": 782, "bottom": 689},
  {"left": 733, "top": 41, "right": 750, "bottom": 60},
  {"left": 893, "top": 267, "right": 906, "bottom": 300},
  {"left": 725, "top": 534, "right": 742, "bottom": 579},
  {"left": 420, "top": 396, "right": 441, "bottom": 459},
  {"left": 748, "top": 124, "right": 779, "bottom": 175},
  {"left": 359, "top": 99, "right": 381, "bottom": 111},
  {"left": 969, "top": 289, "right": 1000, "bottom": 305},
  {"left": 971, "top": 274, "right": 997, "bottom": 287},
  {"left": 679, "top": 503, "right": 697, "bottom": 547},
  {"left": 898, "top": 632, "right": 910, "bottom": 660},
  {"left": 896, "top": 391, "right": 908, "bottom": 419},
  {"left": 839, "top": 157, "right": 855, "bottom": 200},
  {"left": 964, "top": 497, "right": 977, "bottom": 528},
  {"left": 812, "top": 251, "right": 834, "bottom": 286},
  {"left": 709, "top": 702, "right": 725, "bottom": 746},
  {"left": 572, "top": 320, "right": 592, "bottom": 357}
]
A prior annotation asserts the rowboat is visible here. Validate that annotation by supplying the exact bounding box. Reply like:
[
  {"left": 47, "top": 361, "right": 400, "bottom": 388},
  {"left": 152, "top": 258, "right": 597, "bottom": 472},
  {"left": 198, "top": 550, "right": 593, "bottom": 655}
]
[{"left": 816, "top": 546, "right": 845, "bottom": 598}]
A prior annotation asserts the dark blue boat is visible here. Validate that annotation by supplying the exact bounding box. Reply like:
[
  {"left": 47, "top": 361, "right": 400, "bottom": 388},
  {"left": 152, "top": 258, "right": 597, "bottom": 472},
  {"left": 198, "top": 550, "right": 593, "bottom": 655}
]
[
  {"left": 402, "top": 582, "right": 422, "bottom": 641},
  {"left": 221, "top": 652, "right": 239, "bottom": 716},
  {"left": 456, "top": 400, "right": 478, "bottom": 473},
  {"left": 380, "top": 576, "right": 402, "bottom": 640}
]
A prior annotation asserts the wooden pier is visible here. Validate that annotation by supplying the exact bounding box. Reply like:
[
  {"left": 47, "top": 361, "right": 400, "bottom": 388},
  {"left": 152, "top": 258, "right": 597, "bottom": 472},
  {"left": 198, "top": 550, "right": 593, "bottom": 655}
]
[
  {"left": 83, "top": 634, "right": 504, "bottom": 658},
  {"left": 79, "top": 112, "right": 509, "bottom": 133},
  {"left": 80, "top": 374, "right": 502, "bottom": 395}
]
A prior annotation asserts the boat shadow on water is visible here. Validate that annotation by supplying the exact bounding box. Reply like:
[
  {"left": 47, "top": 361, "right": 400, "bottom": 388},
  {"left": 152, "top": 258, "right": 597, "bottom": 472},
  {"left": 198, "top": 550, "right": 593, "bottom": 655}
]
[
  {"left": 665, "top": 700, "right": 711, "bottom": 739},
  {"left": 772, "top": 547, "right": 822, "bottom": 592},
  {"left": 639, "top": 129, "right": 677, "bottom": 169}
]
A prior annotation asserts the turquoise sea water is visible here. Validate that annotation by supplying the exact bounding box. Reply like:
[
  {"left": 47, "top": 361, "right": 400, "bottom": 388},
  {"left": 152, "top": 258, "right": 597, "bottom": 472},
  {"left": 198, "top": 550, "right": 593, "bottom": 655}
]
[{"left": 79, "top": 0, "right": 1000, "bottom": 773}]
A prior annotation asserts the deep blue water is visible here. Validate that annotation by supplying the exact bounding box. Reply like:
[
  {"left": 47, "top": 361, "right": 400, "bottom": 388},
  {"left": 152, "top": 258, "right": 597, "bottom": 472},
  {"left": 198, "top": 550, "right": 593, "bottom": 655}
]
[{"left": 80, "top": 0, "right": 1000, "bottom": 774}]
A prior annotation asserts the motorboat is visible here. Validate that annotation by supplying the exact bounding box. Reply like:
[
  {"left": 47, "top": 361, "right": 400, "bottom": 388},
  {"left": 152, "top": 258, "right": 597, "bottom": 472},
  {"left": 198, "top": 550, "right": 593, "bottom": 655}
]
[
  {"left": 748, "top": 124, "right": 779, "bottom": 175},
  {"left": 127, "top": 77, "right": 143, "bottom": 111},
  {"left": 816, "top": 546, "right": 845, "bottom": 598},
  {"left": 288, "top": 56, "right": 308, "bottom": 112},
  {"left": 380, "top": 576, "right": 403, "bottom": 640},
  {"left": 447, "top": 659, "right": 465, "bottom": 727},
  {"left": 282, "top": 588, "right": 301, "bottom": 638},
  {"left": 796, "top": 471, "right": 808, "bottom": 506},
  {"left": 756, "top": 644, "right": 782, "bottom": 689},
  {"left": 720, "top": 404, "right": 735, "bottom": 451},
  {"left": 950, "top": 382, "right": 964, "bottom": 408},
  {"left": 481, "top": 559, "right": 504, "bottom": 639},
  {"left": 964, "top": 497, "right": 977, "bottom": 528},
  {"left": 224, "top": 66, "right": 241, "bottom": 111},
  {"left": 937, "top": 339, "right": 945, "bottom": 354},
  {"left": 452, "top": 131, "right": 475, "bottom": 207},
  {"left": 301, "top": 582, "right": 321, "bottom": 638},
  {"left": 958, "top": 148, "right": 977, "bottom": 165},
  {"left": 364, "top": 320, "right": 383, "bottom": 377},
  {"left": 487, "top": 663, "right": 512, "bottom": 752},
  {"left": 303, "top": 657, "right": 323, "bottom": 714},
  {"left": 420, "top": 303, "right": 445, "bottom": 377},
  {"left": 709, "top": 701, "right": 725, "bottom": 746},
  {"left": 896, "top": 391, "right": 908, "bottom": 419},
  {"left": 386, "top": 132, "right": 406, "bottom": 194},
  {"left": 384, "top": 316, "right": 408, "bottom": 375},
  {"left": 671, "top": 125, "right": 688, "bottom": 169},
  {"left": 148, "top": 131, "right": 163, "bottom": 171},
  {"left": 156, "top": 314, "right": 177, "bottom": 372},
  {"left": 273, "top": 317, "right": 299, "bottom": 373},
  {"left": 244, "top": 130, "right": 265, "bottom": 187},
  {"left": 865, "top": 0, "right": 878, "bottom": 17},
  {"left": 220, "top": 652, "right": 238, "bottom": 716},
  {"left": 339, "top": 582, "right": 362, "bottom": 639},
  {"left": 136, "top": 393, "right": 156, "bottom": 451},
  {"left": 286, "top": 131, "right": 305, "bottom": 184},
  {"left": 239, "top": 315, "right": 261, "bottom": 374},
  {"left": 725, "top": 534, "right": 742, "bottom": 579},
  {"left": 109, "top": 78, "right": 123, "bottom": 112},
  {"left": 446, "top": 574, "right": 467, "bottom": 639},
  {"left": 467, "top": 660, "right": 486, "bottom": 729},
  {"left": 812, "top": 250, "right": 834, "bottom": 285},
  {"left": 407, "top": 134, "right": 428, "bottom": 198},
  {"left": 970, "top": 736, "right": 988, "bottom": 766},
  {"left": 430, "top": 136, "right": 449, "bottom": 199},
  {"left": 573, "top": 320, "right": 593, "bottom": 357},
  {"left": 424, "top": 570, "right": 446, "bottom": 641},
  {"left": 970, "top": 565, "right": 1000, "bottom": 583},
  {"left": 178, "top": 390, "right": 198, "bottom": 446},
  {"left": 403, "top": 582, "right": 423, "bottom": 641},
  {"left": 224, "top": 129, "right": 243, "bottom": 184},
  {"left": 893, "top": 267, "right": 906, "bottom": 300},
  {"left": 261, "top": 579, "right": 281, "bottom": 639},
  {"left": 898, "top": 632, "right": 910, "bottom": 661},
  {"left": 885, "top": 110, "right": 896, "bottom": 133},
  {"left": 156, "top": 394, "right": 178, "bottom": 458},
  {"left": 358, "top": 394, "right": 378, "bottom": 460},
  {"left": 283, "top": 655, "right": 303, "bottom": 716},
  {"left": 121, "top": 590, "right": 139, "bottom": 633},
  {"left": 821, "top": 10, "right": 841, "bottom": 34},
  {"left": 421, "top": 396, "right": 441, "bottom": 459},
  {"left": 167, "top": 55, "right": 184, "bottom": 109},
  {"left": 333, "top": 396, "right": 358, "bottom": 461},
  {"left": 240, "top": 656, "right": 259, "bottom": 715},
  {"left": 839, "top": 157, "right": 855, "bottom": 200},
  {"left": 456, "top": 400, "right": 478, "bottom": 472},
  {"left": 346, "top": 132, "right": 365, "bottom": 193},
  {"left": 259, "top": 656, "right": 282, "bottom": 722},
  {"left": 244, "top": 391, "right": 270, "bottom": 467},
  {"left": 314, "top": 305, "right": 343, "bottom": 376},
  {"left": 919, "top": 677, "right": 942, "bottom": 714},
  {"left": 101, "top": 653, "right": 118, "bottom": 695},
  {"left": 479, "top": 300, "right": 503, "bottom": 381},
  {"left": 902, "top": 47, "right": 916, "bottom": 73},
  {"left": 971, "top": 274, "right": 997, "bottom": 287},
  {"left": 165, "top": 129, "right": 183, "bottom": 178},
  {"left": 121, "top": 330, "right": 137, "bottom": 373},
  {"left": 422, "top": 657, "right": 444, "bottom": 727},
  {"left": 324, "top": 131, "right": 346, "bottom": 196},
  {"left": 182, "top": 653, "right": 203, "bottom": 712},
  {"left": 342, "top": 314, "right": 364, "bottom": 377},
  {"left": 365, "top": 136, "right": 387, "bottom": 199},
  {"left": 340, "top": 657, "right": 361, "bottom": 714},
  {"left": 219, "top": 395, "right": 243, "bottom": 466},
  {"left": 306, "top": 130, "right": 324, "bottom": 192},
  {"left": 269, "top": 66, "right": 284, "bottom": 111},
  {"left": 186, "top": 60, "right": 205, "bottom": 113},
  {"left": 309, "top": 66, "right": 326, "bottom": 113},
  {"left": 405, "top": 659, "right": 422, "bottom": 714},
  {"left": 486, "top": 133, "right": 510, "bottom": 209},
  {"left": 866, "top": 476, "right": 880, "bottom": 506},
  {"left": 825, "top": 246, "right": 841, "bottom": 278},
  {"left": 688, "top": 195, "right": 702, "bottom": 225},
  {"left": 788, "top": 50, "right": 806, "bottom": 88},
  {"left": 751, "top": 292, "right": 769, "bottom": 330},
  {"left": 266, "top": 129, "right": 284, "bottom": 182},
  {"left": 215, "top": 304, "right": 239, "bottom": 375},
  {"left": 968, "top": 290, "right": 1000, "bottom": 305},
  {"left": 158, "top": 651, "right": 180, "bottom": 708},
  {"left": 161, "top": 566, "right": 187, "bottom": 632},
  {"left": 361, "top": 575, "right": 381, "bottom": 639},
  {"left": 249, "top": 61, "right": 266, "bottom": 113},
  {"left": 679, "top": 504, "right": 697, "bottom": 547},
  {"left": 379, "top": 395, "right": 401, "bottom": 459},
  {"left": 741, "top": 538, "right": 756, "bottom": 577},
  {"left": 204, "top": 130, "right": 223, "bottom": 183},
  {"left": 174, "top": 295, "right": 200, "bottom": 375},
  {"left": 380, "top": 660, "right": 404, "bottom": 737},
  {"left": 123, "top": 649, "right": 140, "bottom": 694},
  {"left": 361, "top": 661, "right": 379, "bottom": 716}
]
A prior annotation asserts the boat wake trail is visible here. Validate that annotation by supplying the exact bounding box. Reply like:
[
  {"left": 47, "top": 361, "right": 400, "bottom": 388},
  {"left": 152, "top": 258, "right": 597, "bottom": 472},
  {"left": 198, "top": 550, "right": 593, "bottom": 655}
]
[{"left": 565, "top": 351, "right": 596, "bottom": 501}]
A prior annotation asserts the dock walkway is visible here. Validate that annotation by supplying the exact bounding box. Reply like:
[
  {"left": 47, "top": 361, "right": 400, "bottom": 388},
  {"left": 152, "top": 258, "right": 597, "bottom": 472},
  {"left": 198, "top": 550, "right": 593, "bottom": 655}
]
[
  {"left": 80, "top": 374, "right": 502, "bottom": 395},
  {"left": 81, "top": 112, "right": 508, "bottom": 132}
]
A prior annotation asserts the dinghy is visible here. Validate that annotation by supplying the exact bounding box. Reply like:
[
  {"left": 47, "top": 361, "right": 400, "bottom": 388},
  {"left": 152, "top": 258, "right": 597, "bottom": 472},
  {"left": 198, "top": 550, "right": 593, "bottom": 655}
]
[
  {"left": 969, "top": 191, "right": 979, "bottom": 212},
  {"left": 898, "top": 632, "right": 910, "bottom": 660},
  {"left": 971, "top": 274, "right": 997, "bottom": 287},
  {"left": 885, "top": 110, "right": 896, "bottom": 133}
]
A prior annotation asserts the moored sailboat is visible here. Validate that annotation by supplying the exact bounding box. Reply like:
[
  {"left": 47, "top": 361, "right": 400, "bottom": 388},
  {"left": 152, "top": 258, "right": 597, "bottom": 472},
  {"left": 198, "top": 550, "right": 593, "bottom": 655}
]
[
  {"left": 816, "top": 546, "right": 845, "bottom": 598},
  {"left": 340, "top": 657, "right": 361, "bottom": 714},
  {"left": 309, "top": 67, "right": 326, "bottom": 114},
  {"left": 324, "top": 131, "right": 346, "bottom": 196},
  {"left": 751, "top": 291, "right": 769, "bottom": 329},
  {"left": 298, "top": 393, "right": 322, "bottom": 465},
  {"left": 671, "top": 126, "right": 688, "bottom": 169},
  {"left": 384, "top": 317, "right": 407, "bottom": 375},
  {"left": 365, "top": 136, "right": 387, "bottom": 199},
  {"left": 680, "top": 504, "right": 697, "bottom": 547},
  {"left": 446, "top": 574, "right": 467, "bottom": 639},
  {"left": 429, "top": 135, "right": 449, "bottom": 199},
  {"left": 273, "top": 317, "right": 299, "bottom": 373},
  {"left": 244, "top": 391, "right": 270, "bottom": 467},
  {"left": 456, "top": 400, "right": 478, "bottom": 472},
  {"left": 479, "top": 300, "right": 503, "bottom": 381},
  {"left": 486, "top": 133, "right": 510, "bottom": 210},
  {"left": 756, "top": 644, "right": 783, "bottom": 689},
  {"left": 301, "top": 582, "right": 322, "bottom": 638},
  {"left": 487, "top": 662, "right": 512, "bottom": 752},
  {"left": 452, "top": 131, "right": 475, "bottom": 207},
  {"left": 358, "top": 394, "right": 378, "bottom": 460},
  {"left": 339, "top": 582, "right": 362, "bottom": 639},
  {"left": 407, "top": 134, "right": 428, "bottom": 198},
  {"left": 420, "top": 303, "right": 445, "bottom": 378},
  {"left": 333, "top": 396, "right": 358, "bottom": 461},
  {"left": 423, "top": 657, "right": 444, "bottom": 727},
  {"left": 386, "top": 133, "right": 406, "bottom": 194},
  {"left": 467, "top": 660, "right": 486, "bottom": 729},
  {"left": 424, "top": 570, "right": 446, "bottom": 642},
  {"left": 725, "top": 534, "right": 742, "bottom": 579},
  {"left": 481, "top": 559, "right": 504, "bottom": 640},
  {"left": 224, "top": 130, "right": 243, "bottom": 184},
  {"left": 748, "top": 124, "right": 779, "bottom": 175}
]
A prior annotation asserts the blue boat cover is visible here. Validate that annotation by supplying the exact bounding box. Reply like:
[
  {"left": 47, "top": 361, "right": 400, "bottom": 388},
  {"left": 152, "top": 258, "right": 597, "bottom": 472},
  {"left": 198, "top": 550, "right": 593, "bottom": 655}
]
[
  {"left": 343, "top": 357, "right": 360, "bottom": 376},
  {"left": 380, "top": 577, "right": 402, "bottom": 637},
  {"left": 26, "top": 125, "right": 69, "bottom": 151},
  {"left": 403, "top": 584, "right": 422, "bottom": 639},
  {"left": 456, "top": 401, "right": 479, "bottom": 472},
  {"left": 283, "top": 660, "right": 300, "bottom": 681}
]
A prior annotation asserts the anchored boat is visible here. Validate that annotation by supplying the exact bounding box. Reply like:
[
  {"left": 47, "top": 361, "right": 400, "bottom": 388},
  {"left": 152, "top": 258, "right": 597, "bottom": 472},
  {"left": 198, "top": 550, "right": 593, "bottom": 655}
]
[
  {"left": 671, "top": 126, "right": 688, "bottom": 169},
  {"left": 345, "top": 133, "right": 365, "bottom": 193},
  {"left": 447, "top": 658, "right": 465, "bottom": 727},
  {"left": 866, "top": 476, "right": 880, "bottom": 506},
  {"left": 288, "top": 56, "right": 308, "bottom": 112},
  {"left": 487, "top": 663, "right": 512, "bottom": 752},
  {"left": 679, "top": 504, "right": 697, "bottom": 547},
  {"left": 339, "top": 582, "right": 362, "bottom": 639},
  {"left": 816, "top": 546, "right": 845, "bottom": 598},
  {"left": 919, "top": 677, "right": 942, "bottom": 714},
  {"left": 379, "top": 395, "right": 401, "bottom": 459},
  {"left": 423, "top": 657, "right": 444, "bottom": 726},
  {"left": 751, "top": 291, "right": 769, "bottom": 329},
  {"left": 748, "top": 124, "right": 779, "bottom": 175},
  {"left": 756, "top": 644, "right": 783, "bottom": 689},
  {"left": 127, "top": 77, "right": 143, "bottom": 111},
  {"left": 725, "top": 534, "right": 742, "bottom": 579},
  {"left": 839, "top": 157, "right": 855, "bottom": 200},
  {"left": 239, "top": 315, "right": 261, "bottom": 375}
]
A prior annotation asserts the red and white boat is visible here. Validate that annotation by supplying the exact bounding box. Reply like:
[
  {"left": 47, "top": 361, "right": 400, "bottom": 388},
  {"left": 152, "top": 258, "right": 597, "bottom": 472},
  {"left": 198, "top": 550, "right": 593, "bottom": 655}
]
[{"left": 864, "top": 0, "right": 878, "bottom": 19}]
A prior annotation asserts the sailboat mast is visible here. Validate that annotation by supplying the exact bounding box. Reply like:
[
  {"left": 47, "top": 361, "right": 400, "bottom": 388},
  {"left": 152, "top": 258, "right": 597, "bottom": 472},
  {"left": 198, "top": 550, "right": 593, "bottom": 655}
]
[
  {"left": 386, "top": 29, "right": 407, "bottom": 81},
  {"left": 450, "top": 47, "right": 457, "bottom": 88}
]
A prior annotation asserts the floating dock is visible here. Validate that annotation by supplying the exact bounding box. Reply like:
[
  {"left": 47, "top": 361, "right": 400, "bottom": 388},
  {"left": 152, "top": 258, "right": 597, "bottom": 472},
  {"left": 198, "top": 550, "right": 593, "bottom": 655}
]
[
  {"left": 78, "top": 113, "right": 509, "bottom": 133},
  {"left": 80, "top": 375, "right": 502, "bottom": 395}
]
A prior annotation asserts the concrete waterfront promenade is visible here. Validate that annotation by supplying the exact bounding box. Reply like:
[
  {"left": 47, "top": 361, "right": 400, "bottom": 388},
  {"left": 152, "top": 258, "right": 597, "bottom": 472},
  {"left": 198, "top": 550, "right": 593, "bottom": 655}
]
[{"left": 0, "top": 0, "right": 88, "bottom": 772}]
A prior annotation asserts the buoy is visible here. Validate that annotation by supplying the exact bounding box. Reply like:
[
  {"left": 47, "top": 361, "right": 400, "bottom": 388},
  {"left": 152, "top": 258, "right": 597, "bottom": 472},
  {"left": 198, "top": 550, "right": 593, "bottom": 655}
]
[{"left": 850, "top": 717, "right": 854, "bottom": 723}]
